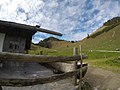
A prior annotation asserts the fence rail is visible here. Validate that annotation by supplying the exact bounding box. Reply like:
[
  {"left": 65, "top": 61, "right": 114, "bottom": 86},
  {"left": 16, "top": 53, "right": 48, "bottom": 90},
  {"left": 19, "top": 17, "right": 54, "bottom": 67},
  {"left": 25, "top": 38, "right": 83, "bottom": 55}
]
[{"left": 0, "top": 52, "right": 87, "bottom": 63}]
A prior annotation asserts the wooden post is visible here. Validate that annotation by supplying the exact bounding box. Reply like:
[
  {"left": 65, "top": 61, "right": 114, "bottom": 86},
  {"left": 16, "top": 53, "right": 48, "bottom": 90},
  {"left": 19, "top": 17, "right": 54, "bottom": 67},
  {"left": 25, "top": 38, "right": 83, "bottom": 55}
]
[
  {"left": 79, "top": 45, "right": 83, "bottom": 90},
  {"left": 73, "top": 47, "right": 78, "bottom": 85}
]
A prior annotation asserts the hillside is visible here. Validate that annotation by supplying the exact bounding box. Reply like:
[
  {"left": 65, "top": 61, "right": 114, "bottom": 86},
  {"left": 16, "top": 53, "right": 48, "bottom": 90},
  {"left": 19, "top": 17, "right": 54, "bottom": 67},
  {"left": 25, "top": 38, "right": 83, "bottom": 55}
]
[
  {"left": 78, "top": 17, "right": 120, "bottom": 51},
  {"left": 36, "top": 37, "right": 61, "bottom": 48},
  {"left": 36, "top": 37, "right": 75, "bottom": 49}
]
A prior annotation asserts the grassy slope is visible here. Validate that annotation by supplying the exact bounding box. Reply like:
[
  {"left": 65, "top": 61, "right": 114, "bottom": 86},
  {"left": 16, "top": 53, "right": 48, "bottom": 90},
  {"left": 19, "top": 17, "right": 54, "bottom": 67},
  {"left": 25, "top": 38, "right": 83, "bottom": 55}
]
[{"left": 78, "top": 24, "right": 120, "bottom": 51}]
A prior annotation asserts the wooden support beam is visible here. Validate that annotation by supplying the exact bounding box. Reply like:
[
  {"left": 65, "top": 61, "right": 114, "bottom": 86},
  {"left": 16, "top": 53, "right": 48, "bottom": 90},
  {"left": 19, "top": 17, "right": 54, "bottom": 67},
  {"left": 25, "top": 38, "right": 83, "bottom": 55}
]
[
  {"left": 0, "top": 52, "right": 87, "bottom": 63},
  {"left": 36, "top": 28, "right": 62, "bottom": 36}
]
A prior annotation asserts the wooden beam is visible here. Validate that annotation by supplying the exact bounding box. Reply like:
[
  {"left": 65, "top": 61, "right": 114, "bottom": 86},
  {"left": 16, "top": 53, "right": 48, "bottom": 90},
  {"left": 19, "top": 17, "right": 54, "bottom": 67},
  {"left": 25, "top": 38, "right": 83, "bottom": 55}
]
[
  {"left": 0, "top": 69, "right": 80, "bottom": 86},
  {"left": 0, "top": 52, "right": 87, "bottom": 63},
  {"left": 36, "top": 28, "right": 62, "bottom": 36}
]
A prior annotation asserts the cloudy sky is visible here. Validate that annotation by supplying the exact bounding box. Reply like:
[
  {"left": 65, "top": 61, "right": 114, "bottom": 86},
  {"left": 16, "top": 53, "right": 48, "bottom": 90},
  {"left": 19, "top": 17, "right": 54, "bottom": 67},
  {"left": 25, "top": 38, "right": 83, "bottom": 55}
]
[{"left": 0, "top": 0, "right": 120, "bottom": 43}]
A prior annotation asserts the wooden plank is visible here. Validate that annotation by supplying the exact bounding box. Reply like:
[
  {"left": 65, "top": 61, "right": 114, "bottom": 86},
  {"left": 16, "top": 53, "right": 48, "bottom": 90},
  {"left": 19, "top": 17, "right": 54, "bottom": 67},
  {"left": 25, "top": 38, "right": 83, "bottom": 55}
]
[
  {"left": 0, "top": 52, "right": 87, "bottom": 63},
  {"left": 0, "top": 69, "right": 80, "bottom": 86}
]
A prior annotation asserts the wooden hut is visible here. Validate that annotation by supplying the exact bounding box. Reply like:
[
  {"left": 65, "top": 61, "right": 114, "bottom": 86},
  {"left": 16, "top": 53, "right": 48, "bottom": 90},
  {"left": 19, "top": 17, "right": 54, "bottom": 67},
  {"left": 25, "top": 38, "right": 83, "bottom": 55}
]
[
  {"left": 0, "top": 20, "right": 62, "bottom": 53},
  {"left": 0, "top": 20, "right": 62, "bottom": 69}
]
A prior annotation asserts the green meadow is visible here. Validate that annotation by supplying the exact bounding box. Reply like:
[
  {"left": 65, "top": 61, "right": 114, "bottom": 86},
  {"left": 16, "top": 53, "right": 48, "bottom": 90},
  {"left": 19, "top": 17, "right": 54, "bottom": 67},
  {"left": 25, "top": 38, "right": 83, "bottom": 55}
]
[{"left": 29, "top": 45, "right": 120, "bottom": 73}]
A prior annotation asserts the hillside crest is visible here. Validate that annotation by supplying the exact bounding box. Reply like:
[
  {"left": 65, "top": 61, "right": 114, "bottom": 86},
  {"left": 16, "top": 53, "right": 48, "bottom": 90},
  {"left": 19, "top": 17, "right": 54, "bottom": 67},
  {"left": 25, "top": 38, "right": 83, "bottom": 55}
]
[
  {"left": 37, "top": 37, "right": 63, "bottom": 48},
  {"left": 89, "top": 17, "right": 120, "bottom": 38}
]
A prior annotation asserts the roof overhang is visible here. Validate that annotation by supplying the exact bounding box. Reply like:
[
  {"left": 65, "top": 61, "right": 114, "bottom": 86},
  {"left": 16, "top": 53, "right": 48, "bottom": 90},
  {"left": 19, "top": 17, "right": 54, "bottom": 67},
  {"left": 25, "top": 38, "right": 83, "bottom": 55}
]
[{"left": 0, "top": 20, "right": 62, "bottom": 36}]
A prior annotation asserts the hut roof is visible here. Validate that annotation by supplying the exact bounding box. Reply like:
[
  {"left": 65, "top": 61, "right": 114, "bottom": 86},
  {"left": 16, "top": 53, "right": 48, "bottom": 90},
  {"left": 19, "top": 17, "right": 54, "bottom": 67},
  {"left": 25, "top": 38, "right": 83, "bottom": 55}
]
[{"left": 0, "top": 20, "right": 62, "bottom": 36}]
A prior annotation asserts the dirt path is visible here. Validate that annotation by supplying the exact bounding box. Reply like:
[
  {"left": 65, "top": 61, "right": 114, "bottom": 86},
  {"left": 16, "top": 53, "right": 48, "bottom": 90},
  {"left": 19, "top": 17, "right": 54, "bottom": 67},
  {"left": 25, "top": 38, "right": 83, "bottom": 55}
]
[{"left": 84, "top": 65, "right": 120, "bottom": 90}]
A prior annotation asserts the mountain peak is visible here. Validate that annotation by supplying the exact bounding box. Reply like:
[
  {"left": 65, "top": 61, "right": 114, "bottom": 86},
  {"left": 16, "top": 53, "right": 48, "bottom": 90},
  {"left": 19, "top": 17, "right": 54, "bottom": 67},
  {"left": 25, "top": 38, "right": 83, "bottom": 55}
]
[
  {"left": 43, "top": 37, "right": 61, "bottom": 42},
  {"left": 37, "top": 37, "right": 62, "bottom": 48}
]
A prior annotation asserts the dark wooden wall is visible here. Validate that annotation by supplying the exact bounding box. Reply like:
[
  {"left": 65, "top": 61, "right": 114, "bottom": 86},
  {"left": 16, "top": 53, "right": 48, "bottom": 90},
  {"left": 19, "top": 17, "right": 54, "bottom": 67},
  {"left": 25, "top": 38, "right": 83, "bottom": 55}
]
[
  {"left": 3, "top": 35, "right": 26, "bottom": 53},
  {"left": 0, "top": 25, "right": 36, "bottom": 53}
]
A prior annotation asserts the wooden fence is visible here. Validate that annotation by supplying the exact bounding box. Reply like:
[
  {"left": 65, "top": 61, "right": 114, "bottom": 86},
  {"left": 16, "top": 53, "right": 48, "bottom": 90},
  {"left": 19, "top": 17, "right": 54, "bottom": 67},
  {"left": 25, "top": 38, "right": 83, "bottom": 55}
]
[{"left": 0, "top": 48, "right": 87, "bottom": 89}]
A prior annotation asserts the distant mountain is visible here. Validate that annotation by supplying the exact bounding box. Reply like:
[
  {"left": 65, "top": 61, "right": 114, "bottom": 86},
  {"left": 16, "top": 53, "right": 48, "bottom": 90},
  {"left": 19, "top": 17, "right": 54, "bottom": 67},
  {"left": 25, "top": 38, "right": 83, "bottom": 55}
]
[
  {"left": 43, "top": 37, "right": 62, "bottom": 42},
  {"left": 37, "top": 37, "right": 64, "bottom": 48}
]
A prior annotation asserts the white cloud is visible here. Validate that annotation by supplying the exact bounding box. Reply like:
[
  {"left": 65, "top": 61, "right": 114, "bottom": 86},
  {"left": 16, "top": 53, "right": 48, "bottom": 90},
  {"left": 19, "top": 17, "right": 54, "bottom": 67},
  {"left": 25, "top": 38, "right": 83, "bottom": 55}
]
[
  {"left": 0, "top": 0, "right": 120, "bottom": 43},
  {"left": 62, "top": 31, "right": 87, "bottom": 41}
]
